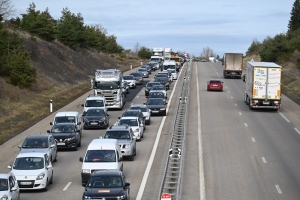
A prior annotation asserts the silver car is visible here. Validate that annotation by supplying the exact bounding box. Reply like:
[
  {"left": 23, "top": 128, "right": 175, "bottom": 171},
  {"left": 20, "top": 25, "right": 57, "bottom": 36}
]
[
  {"left": 130, "top": 104, "right": 151, "bottom": 125},
  {"left": 18, "top": 134, "right": 58, "bottom": 163},
  {"left": 0, "top": 173, "right": 20, "bottom": 200},
  {"left": 103, "top": 125, "right": 137, "bottom": 161},
  {"left": 130, "top": 72, "right": 143, "bottom": 85},
  {"left": 137, "top": 68, "right": 149, "bottom": 78}
]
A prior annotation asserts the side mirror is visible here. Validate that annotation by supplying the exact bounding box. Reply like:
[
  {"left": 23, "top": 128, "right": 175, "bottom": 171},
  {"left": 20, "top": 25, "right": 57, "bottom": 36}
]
[
  {"left": 143, "top": 116, "right": 146, "bottom": 119},
  {"left": 46, "top": 164, "right": 52, "bottom": 169},
  {"left": 50, "top": 122, "right": 53, "bottom": 125},
  {"left": 107, "top": 114, "right": 109, "bottom": 117},
  {"left": 125, "top": 182, "right": 130, "bottom": 187},
  {"left": 242, "top": 75, "right": 246, "bottom": 82},
  {"left": 143, "top": 103, "right": 146, "bottom": 105},
  {"left": 7, "top": 165, "right": 12, "bottom": 169},
  {"left": 18, "top": 145, "right": 21, "bottom": 148},
  {"left": 82, "top": 182, "right": 87, "bottom": 187},
  {"left": 81, "top": 104, "right": 84, "bottom": 107},
  {"left": 79, "top": 157, "right": 83, "bottom": 162},
  {"left": 47, "top": 130, "right": 50, "bottom": 133},
  {"left": 118, "top": 117, "right": 121, "bottom": 119},
  {"left": 82, "top": 112, "right": 86, "bottom": 116},
  {"left": 133, "top": 135, "right": 137, "bottom": 140},
  {"left": 140, "top": 123, "right": 144, "bottom": 127},
  {"left": 119, "top": 157, "right": 123, "bottom": 162},
  {"left": 11, "top": 186, "right": 17, "bottom": 191},
  {"left": 50, "top": 144, "right": 56, "bottom": 148}
]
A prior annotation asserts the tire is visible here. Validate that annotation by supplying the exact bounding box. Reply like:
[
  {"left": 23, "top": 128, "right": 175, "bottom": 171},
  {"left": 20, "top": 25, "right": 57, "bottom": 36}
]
[
  {"left": 54, "top": 153, "right": 57, "bottom": 162},
  {"left": 134, "top": 147, "right": 136, "bottom": 156},
  {"left": 73, "top": 144, "right": 78, "bottom": 151},
  {"left": 49, "top": 173, "right": 53, "bottom": 184},
  {"left": 78, "top": 139, "right": 81, "bottom": 147},
  {"left": 129, "top": 155, "right": 134, "bottom": 161},
  {"left": 248, "top": 100, "right": 253, "bottom": 110}
]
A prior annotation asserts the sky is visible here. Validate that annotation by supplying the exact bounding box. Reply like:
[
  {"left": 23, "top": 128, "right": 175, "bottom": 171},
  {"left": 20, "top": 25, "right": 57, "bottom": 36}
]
[{"left": 13, "top": 0, "right": 295, "bottom": 57}]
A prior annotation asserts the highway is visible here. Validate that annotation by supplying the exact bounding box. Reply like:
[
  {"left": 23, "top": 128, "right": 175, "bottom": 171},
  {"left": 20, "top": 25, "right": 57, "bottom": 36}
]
[{"left": 1, "top": 61, "right": 300, "bottom": 200}]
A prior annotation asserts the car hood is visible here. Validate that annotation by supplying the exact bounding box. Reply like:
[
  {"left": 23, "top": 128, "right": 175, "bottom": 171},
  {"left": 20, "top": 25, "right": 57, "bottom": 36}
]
[
  {"left": 116, "top": 139, "right": 131, "bottom": 144},
  {"left": 19, "top": 148, "right": 49, "bottom": 154},
  {"left": 146, "top": 105, "right": 166, "bottom": 109},
  {"left": 11, "top": 168, "right": 45, "bottom": 179},
  {"left": 125, "top": 80, "right": 135, "bottom": 83},
  {"left": 84, "top": 116, "right": 106, "bottom": 121},
  {"left": 84, "top": 187, "right": 125, "bottom": 197},
  {"left": 142, "top": 112, "right": 150, "bottom": 117},
  {"left": 51, "top": 133, "right": 76, "bottom": 140}
]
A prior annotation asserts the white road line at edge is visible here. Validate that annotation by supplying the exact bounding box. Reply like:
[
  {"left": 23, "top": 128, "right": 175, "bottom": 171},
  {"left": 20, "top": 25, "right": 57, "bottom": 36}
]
[
  {"left": 262, "top": 157, "right": 267, "bottom": 163},
  {"left": 252, "top": 138, "right": 256, "bottom": 142},
  {"left": 197, "top": 64, "right": 206, "bottom": 200},
  {"left": 136, "top": 63, "right": 185, "bottom": 200},
  {"left": 278, "top": 111, "right": 290, "bottom": 123},
  {"left": 294, "top": 128, "right": 300, "bottom": 135},
  {"left": 63, "top": 182, "right": 72, "bottom": 191}
]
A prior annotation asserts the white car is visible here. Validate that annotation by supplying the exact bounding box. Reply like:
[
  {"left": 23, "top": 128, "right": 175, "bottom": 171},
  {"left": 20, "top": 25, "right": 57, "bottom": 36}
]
[
  {"left": 8, "top": 152, "right": 53, "bottom": 190},
  {"left": 123, "top": 75, "right": 137, "bottom": 88},
  {"left": 167, "top": 68, "right": 178, "bottom": 80},
  {"left": 0, "top": 173, "right": 20, "bottom": 200},
  {"left": 129, "top": 104, "right": 151, "bottom": 125},
  {"left": 116, "top": 117, "right": 144, "bottom": 141}
]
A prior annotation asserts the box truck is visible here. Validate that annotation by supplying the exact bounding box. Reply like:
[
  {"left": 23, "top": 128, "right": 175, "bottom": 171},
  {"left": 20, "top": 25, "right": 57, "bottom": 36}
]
[
  {"left": 243, "top": 62, "right": 282, "bottom": 110},
  {"left": 223, "top": 53, "right": 243, "bottom": 78}
]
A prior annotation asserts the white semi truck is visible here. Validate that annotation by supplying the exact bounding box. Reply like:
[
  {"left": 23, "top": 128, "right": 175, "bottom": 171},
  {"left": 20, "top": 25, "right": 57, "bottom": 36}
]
[
  {"left": 243, "top": 62, "right": 282, "bottom": 110},
  {"left": 164, "top": 48, "right": 172, "bottom": 61},
  {"left": 92, "top": 69, "right": 126, "bottom": 109},
  {"left": 223, "top": 53, "right": 243, "bottom": 79}
]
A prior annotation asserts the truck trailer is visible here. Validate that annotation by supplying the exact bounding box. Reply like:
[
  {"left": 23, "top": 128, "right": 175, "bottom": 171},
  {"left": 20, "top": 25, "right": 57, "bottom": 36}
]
[
  {"left": 223, "top": 53, "right": 243, "bottom": 78},
  {"left": 243, "top": 62, "right": 282, "bottom": 110}
]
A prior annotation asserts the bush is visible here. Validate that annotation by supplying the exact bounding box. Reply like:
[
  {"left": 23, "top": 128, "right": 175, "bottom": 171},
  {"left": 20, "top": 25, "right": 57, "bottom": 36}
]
[{"left": 296, "top": 57, "right": 300, "bottom": 69}]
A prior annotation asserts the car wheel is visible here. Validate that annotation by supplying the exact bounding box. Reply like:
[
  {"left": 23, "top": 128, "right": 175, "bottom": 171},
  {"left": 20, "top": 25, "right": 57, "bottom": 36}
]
[
  {"left": 134, "top": 147, "right": 136, "bottom": 156},
  {"left": 147, "top": 120, "right": 151, "bottom": 125},
  {"left": 83, "top": 126, "right": 87, "bottom": 130},
  {"left": 78, "top": 139, "right": 81, "bottom": 147},
  {"left": 129, "top": 155, "right": 134, "bottom": 161},
  {"left": 54, "top": 153, "right": 57, "bottom": 162},
  {"left": 164, "top": 111, "right": 167, "bottom": 116},
  {"left": 49, "top": 173, "right": 53, "bottom": 184},
  {"left": 73, "top": 144, "right": 78, "bottom": 151}
]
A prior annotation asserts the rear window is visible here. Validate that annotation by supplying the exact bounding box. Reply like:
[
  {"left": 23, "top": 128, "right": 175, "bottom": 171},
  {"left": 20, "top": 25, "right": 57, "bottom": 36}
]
[{"left": 209, "top": 80, "right": 221, "bottom": 84}]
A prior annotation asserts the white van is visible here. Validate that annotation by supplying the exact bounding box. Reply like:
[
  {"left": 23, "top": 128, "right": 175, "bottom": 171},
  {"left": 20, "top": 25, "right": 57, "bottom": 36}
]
[
  {"left": 50, "top": 111, "right": 82, "bottom": 135},
  {"left": 79, "top": 138, "right": 123, "bottom": 185}
]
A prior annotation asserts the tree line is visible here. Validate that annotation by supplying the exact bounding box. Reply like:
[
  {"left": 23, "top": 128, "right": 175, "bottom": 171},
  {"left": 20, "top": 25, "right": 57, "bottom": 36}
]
[{"left": 246, "top": 0, "right": 300, "bottom": 68}]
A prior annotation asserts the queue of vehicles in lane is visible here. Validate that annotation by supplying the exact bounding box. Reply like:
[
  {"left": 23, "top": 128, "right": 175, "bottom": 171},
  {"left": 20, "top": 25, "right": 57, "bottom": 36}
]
[{"left": 1, "top": 59, "right": 184, "bottom": 200}]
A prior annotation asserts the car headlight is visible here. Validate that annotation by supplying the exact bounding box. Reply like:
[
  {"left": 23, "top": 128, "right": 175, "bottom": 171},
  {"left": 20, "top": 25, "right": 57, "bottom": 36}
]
[
  {"left": 66, "top": 136, "right": 76, "bottom": 141},
  {"left": 83, "top": 195, "right": 91, "bottom": 199},
  {"left": 1, "top": 195, "right": 8, "bottom": 200},
  {"left": 82, "top": 169, "right": 91, "bottom": 174},
  {"left": 116, "top": 195, "right": 126, "bottom": 199},
  {"left": 99, "top": 118, "right": 105, "bottom": 122},
  {"left": 133, "top": 128, "right": 139, "bottom": 133},
  {"left": 160, "top": 108, "right": 166, "bottom": 110},
  {"left": 84, "top": 118, "right": 89, "bottom": 123},
  {"left": 36, "top": 172, "right": 45, "bottom": 180},
  {"left": 124, "top": 144, "right": 131, "bottom": 148}
]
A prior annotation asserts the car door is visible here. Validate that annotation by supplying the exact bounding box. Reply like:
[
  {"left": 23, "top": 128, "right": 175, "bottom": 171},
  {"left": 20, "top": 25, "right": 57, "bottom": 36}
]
[
  {"left": 44, "top": 154, "right": 52, "bottom": 184},
  {"left": 130, "top": 130, "right": 136, "bottom": 149}
]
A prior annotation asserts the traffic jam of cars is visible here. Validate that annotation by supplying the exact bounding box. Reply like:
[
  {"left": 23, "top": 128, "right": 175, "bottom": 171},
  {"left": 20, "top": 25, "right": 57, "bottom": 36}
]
[{"left": 1, "top": 56, "right": 186, "bottom": 200}]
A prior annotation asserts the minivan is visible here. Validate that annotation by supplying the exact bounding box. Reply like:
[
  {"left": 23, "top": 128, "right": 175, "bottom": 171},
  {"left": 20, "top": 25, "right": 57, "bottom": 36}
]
[{"left": 79, "top": 138, "right": 123, "bottom": 186}]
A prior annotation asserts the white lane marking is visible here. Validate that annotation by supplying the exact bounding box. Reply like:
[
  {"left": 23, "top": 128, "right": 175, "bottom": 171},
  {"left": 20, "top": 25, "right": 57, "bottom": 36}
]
[
  {"left": 252, "top": 138, "right": 256, "bottom": 142},
  {"left": 231, "top": 96, "right": 233, "bottom": 99},
  {"left": 136, "top": 96, "right": 139, "bottom": 98},
  {"left": 63, "top": 182, "right": 72, "bottom": 191},
  {"left": 244, "top": 123, "right": 248, "bottom": 127},
  {"left": 197, "top": 64, "right": 206, "bottom": 199},
  {"left": 262, "top": 157, "right": 267, "bottom": 163},
  {"left": 225, "top": 86, "right": 227, "bottom": 88},
  {"left": 278, "top": 111, "right": 290, "bottom": 123},
  {"left": 235, "top": 104, "right": 237, "bottom": 106},
  {"left": 239, "top": 112, "right": 242, "bottom": 115},
  {"left": 275, "top": 185, "right": 282, "bottom": 194},
  {"left": 294, "top": 128, "right": 300, "bottom": 135},
  {"left": 136, "top": 61, "right": 184, "bottom": 200},
  {"left": 228, "top": 91, "right": 230, "bottom": 93}
]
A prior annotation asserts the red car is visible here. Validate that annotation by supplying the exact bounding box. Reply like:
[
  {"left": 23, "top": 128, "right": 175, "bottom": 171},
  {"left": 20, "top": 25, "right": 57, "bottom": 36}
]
[{"left": 207, "top": 79, "right": 223, "bottom": 91}]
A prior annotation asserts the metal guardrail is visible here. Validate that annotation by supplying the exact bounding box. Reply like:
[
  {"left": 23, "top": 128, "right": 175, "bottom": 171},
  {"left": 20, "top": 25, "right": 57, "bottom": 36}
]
[{"left": 158, "top": 62, "right": 192, "bottom": 200}]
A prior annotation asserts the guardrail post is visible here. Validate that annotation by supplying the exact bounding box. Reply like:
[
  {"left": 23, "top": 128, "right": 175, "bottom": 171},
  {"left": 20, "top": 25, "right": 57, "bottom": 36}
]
[{"left": 50, "top": 100, "right": 53, "bottom": 113}]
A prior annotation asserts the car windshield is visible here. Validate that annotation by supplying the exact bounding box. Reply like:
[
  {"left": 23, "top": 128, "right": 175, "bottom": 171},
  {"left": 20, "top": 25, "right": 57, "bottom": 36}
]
[
  {"left": 85, "top": 100, "right": 104, "bottom": 107},
  {"left": 51, "top": 124, "right": 75, "bottom": 133},
  {"left": 118, "top": 119, "right": 138, "bottom": 126},
  {"left": 149, "top": 92, "right": 165, "bottom": 98},
  {"left": 147, "top": 83, "right": 159, "bottom": 88},
  {"left": 147, "top": 99, "right": 164, "bottom": 105},
  {"left": 13, "top": 157, "right": 44, "bottom": 170},
  {"left": 95, "top": 81, "right": 120, "bottom": 90},
  {"left": 168, "top": 69, "right": 176, "bottom": 73},
  {"left": 104, "top": 131, "right": 131, "bottom": 139},
  {"left": 85, "top": 109, "right": 105, "bottom": 116},
  {"left": 84, "top": 150, "right": 116, "bottom": 162},
  {"left": 87, "top": 176, "right": 123, "bottom": 188},
  {"left": 130, "top": 107, "right": 147, "bottom": 112},
  {"left": 0, "top": 179, "right": 8, "bottom": 191},
  {"left": 151, "top": 86, "right": 164, "bottom": 90},
  {"left": 155, "top": 77, "right": 168, "bottom": 82},
  {"left": 130, "top": 73, "right": 141, "bottom": 78},
  {"left": 22, "top": 138, "right": 48, "bottom": 148},
  {"left": 138, "top": 69, "right": 146, "bottom": 72},
  {"left": 122, "top": 111, "right": 139, "bottom": 117},
  {"left": 54, "top": 116, "right": 75, "bottom": 124},
  {"left": 123, "top": 76, "right": 134, "bottom": 80}
]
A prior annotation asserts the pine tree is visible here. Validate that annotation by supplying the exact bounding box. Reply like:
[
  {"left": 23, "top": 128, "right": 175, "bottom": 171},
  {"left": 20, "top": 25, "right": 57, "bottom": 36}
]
[{"left": 288, "top": 0, "right": 300, "bottom": 32}]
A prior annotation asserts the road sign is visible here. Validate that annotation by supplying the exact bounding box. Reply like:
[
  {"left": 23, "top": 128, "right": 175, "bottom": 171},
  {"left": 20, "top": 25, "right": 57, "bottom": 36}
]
[{"left": 161, "top": 193, "right": 172, "bottom": 200}]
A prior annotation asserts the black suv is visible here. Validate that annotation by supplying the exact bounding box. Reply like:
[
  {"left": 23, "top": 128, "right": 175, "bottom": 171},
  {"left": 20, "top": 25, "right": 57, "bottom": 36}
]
[
  {"left": 82, "top": 108, "right": 109, "bottom": 129},
  {"left": 82, "top": 170, "right": 130, "bottom": 200},
  {"left": 144, "top": 82, "right": 161, "bottom": 96},
  {"left": 119, "top": 109, "right": 146, "bottom": 129},
  {"left": 47, "top": 123, "right": 81, "bottom": 151},
  {"left": 104, "top": 125, "right": 136, "bottom": 161}
]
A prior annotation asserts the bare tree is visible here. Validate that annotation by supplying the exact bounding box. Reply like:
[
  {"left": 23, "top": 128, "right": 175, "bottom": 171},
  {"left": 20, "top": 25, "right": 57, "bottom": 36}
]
[
  {"left": 200, "top": 47, "right": 216, "bottom": 59},
  {"left": 133, "top": 42, "right": 140, "bottom": 54},
  {"left": 0, "top": 0, "right": 16, "bottom": 20},
  {"left": 93, "top": 23, "right": 108, "bottom": 35}
]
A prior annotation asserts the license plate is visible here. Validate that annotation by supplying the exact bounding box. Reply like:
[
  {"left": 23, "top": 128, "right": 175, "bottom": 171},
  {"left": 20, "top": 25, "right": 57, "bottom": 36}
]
[
  {"left": 232, "top": 72, "right": 236, "bottom": 74},
  {"left": 90, "top": 122, "right": 98, "bottom": 125},
  {"left": 57, "top": 142, "right": 65, "bottom": 145},
  {"left": 20, "top": 182, "right": 32, "bottom": 185},
  {"left": 263, "top": 101, "right": 270, "bottom": 105},
  {"left": 213, "top": 85, "right": 218, "bottom": 86},
  {"left": 152, "top": 111, "right": 159, "bottom": 113}
]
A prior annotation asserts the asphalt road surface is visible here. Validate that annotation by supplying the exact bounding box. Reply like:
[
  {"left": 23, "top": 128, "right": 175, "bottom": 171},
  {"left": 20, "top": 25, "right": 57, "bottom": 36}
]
[{"left": 1, "top": 61, "right": 300, "bottom": 200}]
